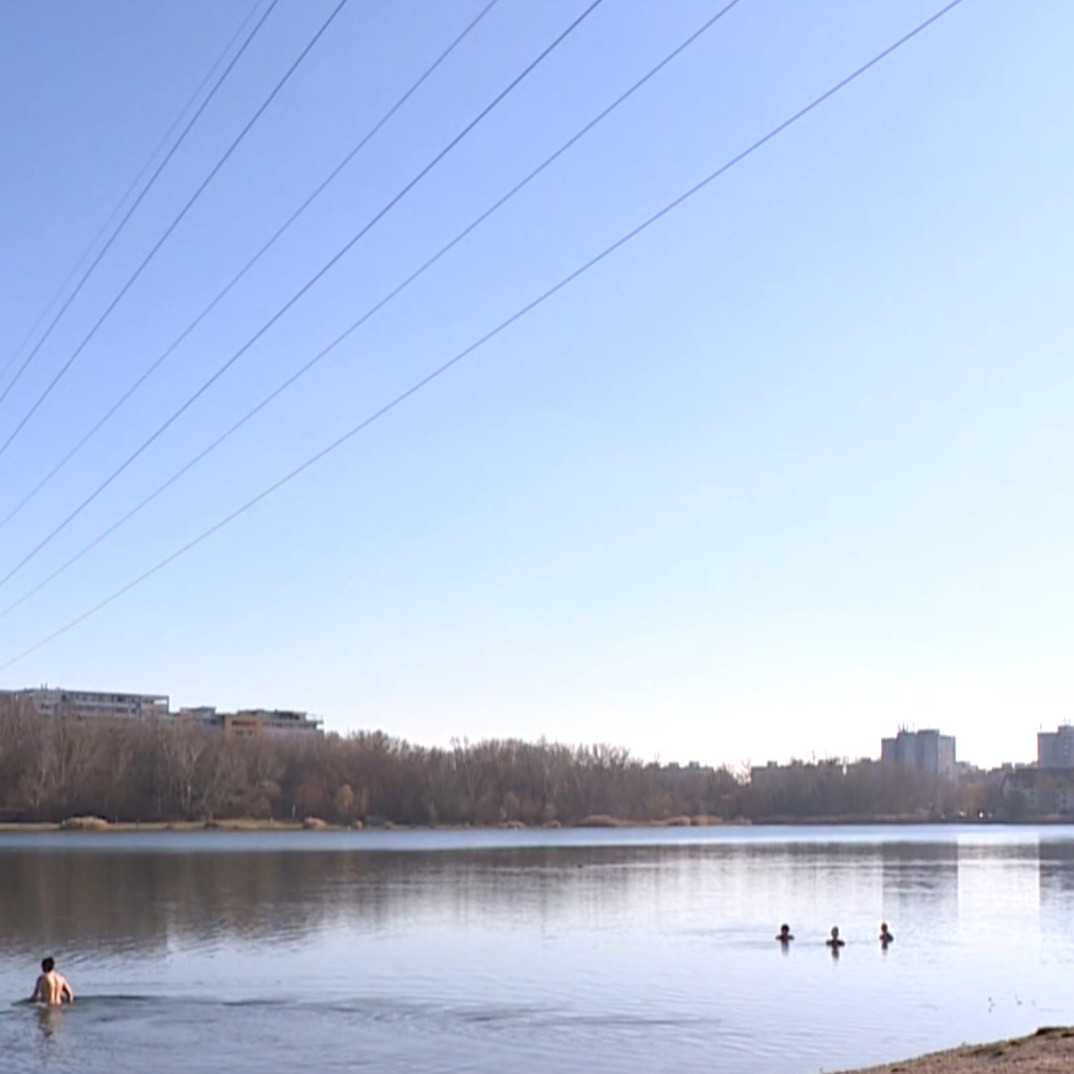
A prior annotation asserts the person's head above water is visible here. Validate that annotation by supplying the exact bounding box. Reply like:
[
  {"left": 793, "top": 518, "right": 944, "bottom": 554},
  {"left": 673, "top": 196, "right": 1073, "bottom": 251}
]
[
  {"left": 830, "top": 927, "right": 839, "bottom": 939},
  {"left": 41, "top": 958, "right": 55, "bottom": 973},
  {"left": 777, "top": 923, "right": 793, "bottom": 940}
]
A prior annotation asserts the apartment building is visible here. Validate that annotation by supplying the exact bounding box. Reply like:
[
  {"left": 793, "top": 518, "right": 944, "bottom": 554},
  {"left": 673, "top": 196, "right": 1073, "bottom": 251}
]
[
  {"left": 1, "top": 686, "right": 170, "bottom": 721},
  {"left": 177, "top": 706, "right": 323, "bottom": 738},
  {"left": 3, "top": 687, "right": 323, "bottom": 737},
  {"left": 880, "top": 728, "right": 956, "bottom": 778},
  {"left": 1038, "top": 725, "right": 1074, "bottom": 768}
]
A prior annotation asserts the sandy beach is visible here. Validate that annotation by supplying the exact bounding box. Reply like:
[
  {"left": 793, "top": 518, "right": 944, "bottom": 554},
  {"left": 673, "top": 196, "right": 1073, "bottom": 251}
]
[{"left": 836, "top": 1028, "right": 1074, "bottom": 1073}]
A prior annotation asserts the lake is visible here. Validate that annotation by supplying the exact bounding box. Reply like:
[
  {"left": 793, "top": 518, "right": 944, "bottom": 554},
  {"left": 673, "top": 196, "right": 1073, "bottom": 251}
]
[{"left": 1, "top": 825, "right": 1072, "bottom": 1073}]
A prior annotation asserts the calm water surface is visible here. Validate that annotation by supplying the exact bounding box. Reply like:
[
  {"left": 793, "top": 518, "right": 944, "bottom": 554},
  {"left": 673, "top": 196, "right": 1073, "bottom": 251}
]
[{"left": 1, "top": 825, "right": 1073, "bottom": 1073}]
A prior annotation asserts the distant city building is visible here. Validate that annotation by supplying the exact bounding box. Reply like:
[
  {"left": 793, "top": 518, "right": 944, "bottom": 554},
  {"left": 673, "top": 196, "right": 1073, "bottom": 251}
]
[
  {"left": 1, "top": 686, "right": 169, "bottom": 721},
  {"left": 2, "top": 686, "right": 324, "bottom": 737},
  {"left": 178, "top": 706, "right": 323, "bottom": 738},
  {"left": 1002, "top": 765, "right": 1074, "bottom": 816},
  {"left": 750, "top": 758, "right": 848, "bottom": 786},
  {"left": 880, "top": 729, "right": 956, "bottom": 778},
  {"left": 225, "top": 708, "right": 323, "bottom": 737},
  {"left": 1037, "top": 725, "right": 1074, "bottom": 768},
  {"left": 175, "top": 706, "right": 217, "bottom": 723}
]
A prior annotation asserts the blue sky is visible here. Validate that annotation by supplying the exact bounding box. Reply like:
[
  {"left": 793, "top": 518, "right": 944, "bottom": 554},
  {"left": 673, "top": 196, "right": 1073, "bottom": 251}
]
[{"left": 0, "top": 0, "right": 1070, "bottom": 768}]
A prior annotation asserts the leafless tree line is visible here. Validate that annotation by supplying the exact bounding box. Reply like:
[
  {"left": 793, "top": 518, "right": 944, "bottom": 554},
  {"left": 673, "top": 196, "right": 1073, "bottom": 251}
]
[
  {"left": 0, "top": 697, "right": 1009, "bottom": 823},
  {"left": 0, "top": 698, "right": 739, "bottom": 824},
  {"left": 746, "top": 758, "right": 1007, "bottom": 821}
]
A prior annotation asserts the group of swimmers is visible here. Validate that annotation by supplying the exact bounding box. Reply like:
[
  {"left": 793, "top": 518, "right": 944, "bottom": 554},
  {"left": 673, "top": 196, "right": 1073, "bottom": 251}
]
[
  {"left": 28, "top": 925, "right": 895, "bottom": 1005},
  {"left": 776, "top": 922, "right": 894, "bottom": 949}
]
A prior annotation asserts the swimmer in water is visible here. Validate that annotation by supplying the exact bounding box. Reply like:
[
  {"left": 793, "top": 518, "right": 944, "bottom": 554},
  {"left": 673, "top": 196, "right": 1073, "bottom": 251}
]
[
  {"left": 825, "top": 927, "right": 846, "bottom": 949},
  {"left": 776, "top": 924, "right": 794, "bottom": 943},
  {"left": 30, "top": 957, "right": 74, "bottom": 1006},
  {"left": 879, "top": 922, "right": 894, "bottom": 944}
]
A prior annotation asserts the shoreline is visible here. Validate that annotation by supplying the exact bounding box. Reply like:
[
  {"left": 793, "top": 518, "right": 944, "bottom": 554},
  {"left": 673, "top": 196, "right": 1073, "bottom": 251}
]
[
  {"left": 0, "top": 818, "right": 733, "bottom": 834},
  {"left": 2, "top": 816, "right": 1074, "bottom": 834},
  {"left": 835, "top": 1027, "right": 1074, "bottom": 1072}
]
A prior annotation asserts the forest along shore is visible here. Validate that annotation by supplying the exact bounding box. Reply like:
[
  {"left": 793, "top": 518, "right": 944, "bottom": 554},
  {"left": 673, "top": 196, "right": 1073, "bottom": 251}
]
[
  {"left": 0, "top": 697, "right": 1037, "bottom": 826},
  {"left": 2, "top": 816, "right": 1073, "bottom": 834},
  {"left": 835, "top": 1028, "right": 1074, "bottom": 1073},
  {"left": 0, "top": 815, "right": 745, "bottom": 833}
]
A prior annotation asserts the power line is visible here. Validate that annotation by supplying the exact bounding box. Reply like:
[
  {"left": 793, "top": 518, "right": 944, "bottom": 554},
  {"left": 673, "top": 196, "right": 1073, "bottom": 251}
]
[
  {"left": 0, "top": 0, "right": 605, "bottom": 591},
  {"left": 0, "top": 0, "right": 282, "bottom": 415},
  {"left": 0, "top": 0, "right": 350, "bottom": 459},
  {"left": 0, "top": 0, "right": 969, "bottom": 671},
  {"left": 0, "top": 0, "right": 745, "bottom": 618},
  {"left": 0, "top": 0, "right": 267, "bottom": 396},
  {"left": 0, "top": 0, "right": 503, "bottom": 533}
]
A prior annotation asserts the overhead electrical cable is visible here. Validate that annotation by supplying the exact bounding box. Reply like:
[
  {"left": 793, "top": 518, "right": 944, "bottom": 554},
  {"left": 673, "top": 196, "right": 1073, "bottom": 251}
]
[
  {"left": 0, "top": 0, "right": 502, "bottom": 533},
  {"left": 0, "top": 0, "right": 282, "bottom": 414},
  {"left": 0, "top": 0, "right": 969, "bottom": 671},
  {"left": 0, "top": 0, "right": 605, "bottom": 591},
  {"left": 0, "top": 0, "right": 745, "bottom": 617},
  {"left": 0, "top": 0, "right": 268, "bottom": 395},
  {"left": 0, "top": 0, "right": 351, "bottom": 458}
]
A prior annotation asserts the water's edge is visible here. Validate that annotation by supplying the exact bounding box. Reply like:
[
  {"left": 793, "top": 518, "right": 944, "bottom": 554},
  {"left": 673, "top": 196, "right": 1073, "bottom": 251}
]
[{"left": 834, "top": 1026, "right": 1074, "bottom": 1073}]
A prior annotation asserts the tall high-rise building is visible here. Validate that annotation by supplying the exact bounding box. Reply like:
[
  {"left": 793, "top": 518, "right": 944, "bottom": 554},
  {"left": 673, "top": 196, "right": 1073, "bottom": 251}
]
[
  {"left": 1038, "top": 726, "right": 1074, "bottom": 768},
  {"left": 880, "top": 729, "right": 956, "bottom": 778}
]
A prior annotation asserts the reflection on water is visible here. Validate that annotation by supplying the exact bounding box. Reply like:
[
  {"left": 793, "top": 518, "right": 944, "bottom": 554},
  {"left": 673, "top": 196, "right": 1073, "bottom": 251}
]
[
  {"left": 2, "top": 826, "right": 1074, "bottom": 1074},
  {"left": 881, "top": 839, "right": 959, "bottom": 923},
  {"left": 1040, "top": 839, "right": 1074, "bottom": 898},
  {"left": 33, "top": 1004, "right": 62, "bottom": 1042}
]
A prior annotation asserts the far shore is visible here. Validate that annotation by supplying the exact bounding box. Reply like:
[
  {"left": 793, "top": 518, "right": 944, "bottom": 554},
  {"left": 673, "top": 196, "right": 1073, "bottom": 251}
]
[
  {"left": 2, "top": 814, "right": 1074, "bottom": 834},
  {"left": 835, "top": 1027, "right": 1074, "bottom": 1073},
  {"left": 0, "top": 816, "right": 735, "bottom": 834}
]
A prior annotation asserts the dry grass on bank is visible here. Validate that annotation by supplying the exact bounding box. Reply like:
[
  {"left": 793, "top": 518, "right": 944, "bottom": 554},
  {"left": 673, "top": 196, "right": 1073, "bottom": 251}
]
[
  {"left": 59, "top": 816, "right": 110, "bottom": 831},
  {"left": 837, "top": 1027, "right": 1074, "bottom": 1073}
]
